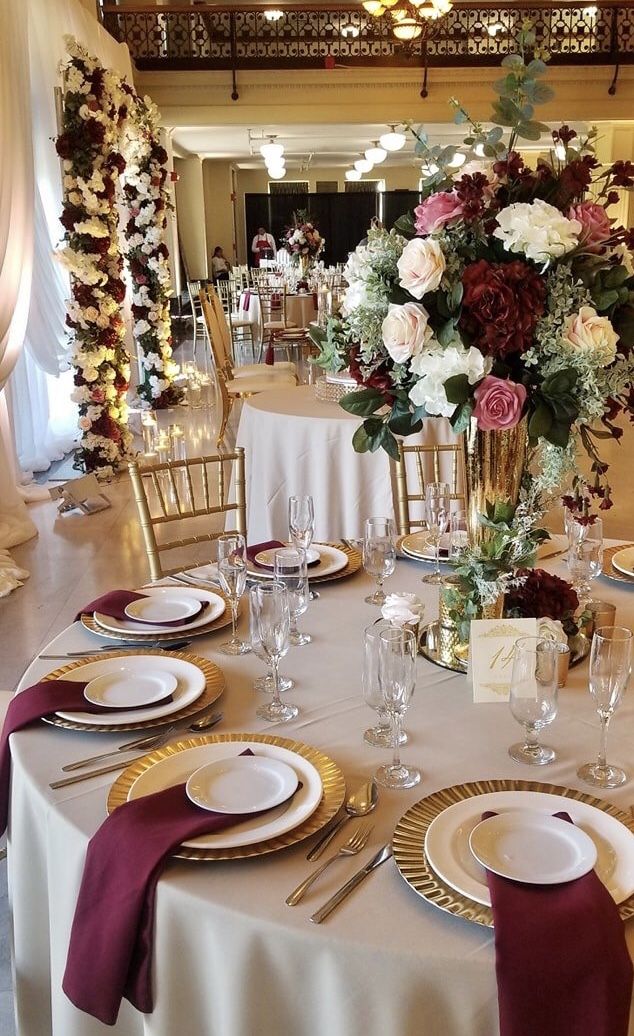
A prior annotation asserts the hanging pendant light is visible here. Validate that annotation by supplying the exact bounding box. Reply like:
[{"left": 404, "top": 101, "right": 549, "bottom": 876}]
[
  {"left": 354, "top": 157, "right": 374, "bottom": 174},
  {"left": 379, "top": 126, "right": 406, "bottom": 152},
  {"left": 365, "top": 141, "right": 387, "bottom": 164},
  {"left": 346, "top": 169, "right": 362, "bottom": 181},
  {"left": 393, "top": 17, "right": 423, "bottom": 38},
  {"left": 260, "top": 137, "right": 285, "bottom": 162}
]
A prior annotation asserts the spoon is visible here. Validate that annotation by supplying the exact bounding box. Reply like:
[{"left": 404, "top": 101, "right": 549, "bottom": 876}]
[{"left": 306, "top": 777, "right": 378, "bottom": 861}]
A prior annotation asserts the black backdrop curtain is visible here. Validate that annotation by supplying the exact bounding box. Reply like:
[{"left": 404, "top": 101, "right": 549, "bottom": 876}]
[{"left": 245, "top": 191, "right": 421, "bottom": 266}]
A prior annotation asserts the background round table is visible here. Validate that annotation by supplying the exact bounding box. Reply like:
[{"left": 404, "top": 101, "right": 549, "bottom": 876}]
[{"left": 235, "top": 384, "right": 458, "bottom": 541}]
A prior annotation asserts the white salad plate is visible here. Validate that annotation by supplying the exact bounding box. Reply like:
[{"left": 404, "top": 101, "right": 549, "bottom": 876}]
[
  {"left": 468, "top": 811, "right": 598, "bottom": 885},
  {"left": 83, "top": 666, "right": 178, "bottom": 710},
  {"left": 127, "top": 741, "right": 322, "bottom": 849},
  {"left": 247, "top": 543, "right": 348, "bottom": 580},
  {"left": 611, "top": 546, "right": 634, "bottom": 578},
  {"left": 124, "top": 593, "right": 202, "bottom": 625},
  {"left": 186, "top": 755, "right": 299, "bottom": 815},
  {"left": 254, "top": 546, "right": 321, "bottom": 568},
  {"left": 94, "top": 586, "right": 225, "bottom": 636},
  {"left": 56, "top": 655, "right": 206, "bottom": 726},
  {"left": 401, "top": 532, "right": 452, "bottom": 563},
  {"left": 424, "top": 790, "right": 634, "bottom": 907}
]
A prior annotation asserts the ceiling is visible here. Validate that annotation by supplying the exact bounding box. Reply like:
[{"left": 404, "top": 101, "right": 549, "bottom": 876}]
[{"left": 171, "top": 121, "right": 587, "bottom": 169}]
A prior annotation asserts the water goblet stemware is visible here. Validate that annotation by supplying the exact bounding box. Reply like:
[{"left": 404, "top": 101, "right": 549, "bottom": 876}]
[
  {"left": 288, "top": 495, "right": 315, "bottom": 552},
  {"left": 363, "top": 517, "right": 396, "bottom": 606},
  {"left": 508, "top": 637, "right": 559, "bottom": 765},
  {"left": 567, "top": 518, "right": 603, "bottom": 605},
  {"left": 249, "top": 584, "right": 294, "bottom": 693},
  {"left": 449, "top": 510, "right": 469, "bottom": 561},
  {"left": 252, "top": 583, "right": 298, "bottom": 723},
  {"left": 216, "top": 533, "right": 251, "bottom": 656},
  {"left": 375, "top": 627, "right": 420, "bottom": 789},
  {"left": 578, "top": 626, "right": 632, "bottom": 789},
  {"left": 422, "top": 482, "right": 450, "bottom": 585},
  {"left": 274, "top": 547, "right": 311, "bottom": 646},
  {"left": 362, "top": 621, "right": 407, "bottom": 748}
]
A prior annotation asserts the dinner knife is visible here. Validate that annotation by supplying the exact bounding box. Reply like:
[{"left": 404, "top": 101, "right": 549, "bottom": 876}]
[
  {"left": 309, "top": 843, "right": 393, "bottom": 924},
  {"left": 50, "top": 753, "right": 152, "bottom": 789}
]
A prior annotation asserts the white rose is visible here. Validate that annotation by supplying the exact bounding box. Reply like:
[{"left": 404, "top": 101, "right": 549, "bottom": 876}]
[
  {"left": 381, "top": 303, "right": 436, "bottom": 364},
  {"left": 561, "top": 306, "right": 619, "bottom": 366},
  {"left": 83, "top": 367, "right": 99, "bottom": 383},
  {"left": 381, "top": 593, "right": 425, "bottom": 627},
  {"left": 537, "top": 618, "right": 568, "bottom": 645},
  {"left": 494, "top": 199, "right": 581, "bottom": 263},
  {"left": 397, "top": 238, "right": 446, "bottom": 300}
]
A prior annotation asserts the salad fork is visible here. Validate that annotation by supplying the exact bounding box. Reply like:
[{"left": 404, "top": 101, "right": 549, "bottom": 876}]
[{"left": 286, "top": 824, "right": 373, "bottom": 905}]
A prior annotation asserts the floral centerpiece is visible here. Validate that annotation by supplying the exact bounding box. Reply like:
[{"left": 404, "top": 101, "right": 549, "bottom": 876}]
[
  {"left": 310, "top": 31, "right": 634, "bottom": 626},
  {"left": 284, "top": 210, "right": 324, "bottom": 276}
]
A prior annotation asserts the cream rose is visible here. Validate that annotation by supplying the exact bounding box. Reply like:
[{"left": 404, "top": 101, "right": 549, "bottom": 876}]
[
  {"left": 562, "top": 306, "right": 619, "bottom": 366},
  {"left": 381, "top": 302, "right": 436, "bottom": 364},
  {"left": 397, "top": 238, "right": 446, "bottom": 300}
]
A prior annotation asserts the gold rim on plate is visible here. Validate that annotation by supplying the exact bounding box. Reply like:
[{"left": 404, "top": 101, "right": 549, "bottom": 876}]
[
  {"left": 108, "top": 732, "right": 346, "bottom": 860},
  {"left": 81, "top": 587, "right": 240, "bottom": 643},
  {"left": 308, "top": 541, "right": 362, "bottom": 584},
  {"left": 41, "top": 650, "right": 224, "bottom": 732},
  {"left": 392, "top": 779, "right": 634, "bottom": 928},
  {"left": 603, "top": 544, "right": 634, "bottom": 585}
]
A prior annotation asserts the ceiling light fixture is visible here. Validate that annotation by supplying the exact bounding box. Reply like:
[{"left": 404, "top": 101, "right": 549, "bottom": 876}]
[
  {"left": 365, "top": 141, "right": 387, "bottom": 164},
  {"left": 379, "top": 126, "right": 406, "bottom": 152},
  {"left": 362, "top": 1, "right": 386, "bottom": 13},
  {"left": 393, "top": 17, "right": 423, "bottom": 39},
  {"left": 260, "top": 137, "right": 284, "bottom": 161},
  {"left": 486, "top": 21, "right": 506, "bottom": 36},
  {"left": 264, "top": 9, "right": 284, "bottom": 21},
  {"left": 268, "top": 167, "right": 286, "bottom": 180},
  {"left": 354, "top": 157, "right": 374, "bottom": 173},
  {"left": 346, "top": 169, "right": 363, "bottom": 181},
  {"left": 554, "top": 142, "right": 567, "bottom": 161},
  {"left": 448, "top": 151, "right": 466, "bottom": 169},
  {"left": 361, "top": 0, "right": 452, "bottom": 42},
  {"left": 340, "top": 23, "right": 360, "bottom": 37}
]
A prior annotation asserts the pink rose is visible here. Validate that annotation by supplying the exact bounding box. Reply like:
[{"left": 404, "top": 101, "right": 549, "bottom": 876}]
[
  {"left": 397, "top": 237, "right": 446, "bottom": 300},
  {"left": 472, "top": 375, "right": 527, "bottom": 431},
  {"left": 567, "top": 201, "right": 612, "bottom": 252},
  {"left": 414, "top": 192, "right": 463, "bottom": 235}
]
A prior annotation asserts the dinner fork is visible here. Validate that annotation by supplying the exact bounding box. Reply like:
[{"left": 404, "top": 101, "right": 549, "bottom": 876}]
[{"left": 285, "top": 824, "right": 373, "bottom": 906}]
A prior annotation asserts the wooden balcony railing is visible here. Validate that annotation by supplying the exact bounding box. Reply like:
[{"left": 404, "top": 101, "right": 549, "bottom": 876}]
[{"left": 101, "top": 2, "right": 634, "bottom": 72}]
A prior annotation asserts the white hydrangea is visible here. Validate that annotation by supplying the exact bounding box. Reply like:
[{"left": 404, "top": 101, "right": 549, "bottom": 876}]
[
  {"left": 494, "top": 200, "right": 581, "bottom": 263},
  {"left": 409, "top": 346, "right": 491, "bottom": 416}
]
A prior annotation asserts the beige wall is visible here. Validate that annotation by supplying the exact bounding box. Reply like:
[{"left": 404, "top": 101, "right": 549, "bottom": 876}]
[
  {"left": 174, "top": 155, "right": 208, "bottom": 280},
  {"left": 202, "top": 160, "right": 237, "bottom": 267}
]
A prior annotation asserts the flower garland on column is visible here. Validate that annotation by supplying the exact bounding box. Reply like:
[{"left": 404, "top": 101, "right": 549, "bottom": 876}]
[
  {"left": 120, "top": 89, "right": 182, "bottom": 408},
  {"left": 55, "top": 37, "right": 133, "bottom": 478}
]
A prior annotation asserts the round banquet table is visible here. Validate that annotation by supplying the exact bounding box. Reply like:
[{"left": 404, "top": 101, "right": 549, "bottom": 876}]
[
  {"left": 235, "top": 384, "right": 458, "bottom": 541},
  {"left": 8, "top": 543, "right": 634, "bottom": 1036},
  {"left": 239, "top": 292, "right": 318, "bottom": 345}
]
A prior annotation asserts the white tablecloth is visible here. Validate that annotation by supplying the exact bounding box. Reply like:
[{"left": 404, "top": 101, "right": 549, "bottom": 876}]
[
  {"left": 239, "top": 293, "right": 317, "bottom": 338},
  {"left": 8, "top": 545, "right": 634, "bottom": 1035},
  {"left": 235, "top": 384, "right": 458, "bottom": 541}
]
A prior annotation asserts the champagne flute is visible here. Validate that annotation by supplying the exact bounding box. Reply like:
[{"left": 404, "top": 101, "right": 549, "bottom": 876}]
[
  {"left": 216, "top": 534, "right": 251, "bottom": 656},
  {"left": 274, "top": 547, "right": 311, "bottom": 646},
  {"left": 249, "top": 584, "right": 294, "bottom": 693},
  {"left": 363, "top": 516, "right": 396, "bottom": 605},
  {"left": 375, "top": 627, "right": 420, "bottom": 789},
  {"left": 422, "top": 482, "right": 450, "bottom": 585},
  {"left": 362, "top": 621, "right": 407, "bottom": 747},
  {"left": 508, "top": 637, "right": 559, "bottom": 765},
  {"left": 449, "top": 510, "right": 469, "bottom": 561},
  {"left": 578, "top": 626, "right": 632, "bottom": 789},
  {"left": 252, "top": 582, "right": 298, "bottom": 723},
  {"left": 288, "top": 495, "right": 315, "bottom": 551}
]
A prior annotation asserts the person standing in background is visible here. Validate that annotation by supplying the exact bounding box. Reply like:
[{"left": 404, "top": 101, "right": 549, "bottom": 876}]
[
  {"left": 211, "top": 245, "right": 231, "bottom": 282},
  {"left": 251, "top": 226, "right": 276, "bottom": 266}
]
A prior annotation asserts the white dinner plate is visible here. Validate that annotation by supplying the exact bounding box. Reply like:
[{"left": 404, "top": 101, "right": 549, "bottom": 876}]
[
  {"left": 186, "top": 756, "right": 298, "bottom": 815},
  {"left": 424, "top": 790, "right": 634, "bottom": 906},
  {"left": 127, "top": 741, "right": 322, "bottom": 849},
  {"left": 124, "top": 593, "right": 202, "bottom": 625},
  {"left": 254, "top": 546, "right": 321, "bottom": 569},
  {"left": 94, "top": 586, "right": 225, "bottom": 636},
  {"left": 56, "top": 655, "right": 206, "bottom": 726},
  {"left": 83, "top": 665, "right": 177, "bottom": 709},
  {"left": 611, "top": 546, "right": 634, "bottom": 578},
  {"left": 468, "top": 811, "right": 598, "bottom": 885},
  {"left": 401, "top": 532, "right": 451, "bottom": 563},
  {"left": 247, "top": 543, "right": 349, "bottom": 581}
]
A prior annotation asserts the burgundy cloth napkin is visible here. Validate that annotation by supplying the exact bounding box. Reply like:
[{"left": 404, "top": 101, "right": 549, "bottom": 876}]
[
  {"left": 240, "top": 289, "right": 251, "bottom": 309},
  {"left": 0, "top": 679, "right": 169, "bottom": 837},
  {"left": 264, "top": 341, "right": 275, "bottom": 365},
  {"left": 76, "top": 589, "right": 205, "bottom": 627},
  {"left": 484, "top": 810, "right": 633, "bottom": 1036},
  {"left": 63, "top": 752, "right": 261, "bottom": 1025}
]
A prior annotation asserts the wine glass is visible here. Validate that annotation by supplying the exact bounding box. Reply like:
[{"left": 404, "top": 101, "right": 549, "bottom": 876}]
[
  {"left": 362, "top": 621, "right": 407, "bottom": 747},
  {"left": 578, "top": 626, "right": 632, "bottom": 789},
  {"left": 363, "top": 516, "right": 396, "bottom": 605},
  {"left": 375, "top": 627, "right": 420, "bottom": 789},
  {"left": 274, "top": 547, "right": 311, "bottom": 646},
  {"left": 288, "top": 495, "right": 315, "bottom": 551},
  {"left": 251, "top": 582, "right": 298, "bottom": 723},
  {"left": 449, "top": 510, "right": 469, "bottom": 561},
  {"left": 249, "top": 584, "right": 294, "bottom": 693},
  {"left": 567, "top": 518, "right": 603, "bottom": 605},
  {"left": 508, "top": 637, "right": 559, "bottom": 765},
  {"left": 422, "top": 482, "right": 450, "bottom": 585},
  {"left": 216, "top": 534, "right": 251, "bottom": 656}
]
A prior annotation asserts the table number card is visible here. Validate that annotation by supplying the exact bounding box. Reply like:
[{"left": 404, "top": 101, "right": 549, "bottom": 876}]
[{"left": 470, "top": 618, "right": 538, "bottom": 702}]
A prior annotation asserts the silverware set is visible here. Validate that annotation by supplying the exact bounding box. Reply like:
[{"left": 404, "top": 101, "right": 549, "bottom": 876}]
[{"left": 40, "top": 639, "right": 191, "bottom": 660}]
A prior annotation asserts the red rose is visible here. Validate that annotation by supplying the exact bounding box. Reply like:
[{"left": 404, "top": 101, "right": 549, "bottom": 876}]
[
  {"left": 55, "top": 132, "right": 75, "bottom": 160},
  {"left": 460, "top": 259, "right": 546, "bottom": 358},
  {"left": 85, "top": 120, "right": 106, "bottom": 146}
]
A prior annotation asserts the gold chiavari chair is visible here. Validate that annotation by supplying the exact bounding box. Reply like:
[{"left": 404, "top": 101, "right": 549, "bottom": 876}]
[
  {"left": 128, "top": 450, "right": 247, "bottom": 581},
  {"left": 215, "top": 280, "right": 255, "bottom": 359},
  {"left": 187, "top": 280, "right": 207, "bottom": 355},
  {"left": 393, "top": 441, "right": 467, "bottom": 537}
]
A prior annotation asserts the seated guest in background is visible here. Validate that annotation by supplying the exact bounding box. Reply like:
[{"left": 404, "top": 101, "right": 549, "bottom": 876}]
[
  {"left": 211, "top": 245, "right": 231, "bottom": 282},
  {"left": 251, "top": 226, "right": 276, "bottom": 266}
]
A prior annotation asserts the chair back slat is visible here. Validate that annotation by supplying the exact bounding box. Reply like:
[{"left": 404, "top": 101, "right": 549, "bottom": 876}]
[{"left": 393, "top": 441, "right": 466, "bottom": 537}]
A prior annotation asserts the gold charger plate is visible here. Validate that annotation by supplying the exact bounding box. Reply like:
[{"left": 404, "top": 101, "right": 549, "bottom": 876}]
[
  {"left": 108, "top": 732, "right": 346, "bottom": 860},
  {"left": 80, "top": 587, "right": 239, "bottom": 643},
  {"left": 603, "top": 544, "right": 634, "bottom": 585},
  {"left": 41, "top": 650, "right": 224, "bottom": 732},
  {"left": 309, "top": 541, "right": 362, "bottom": 584},
  {"left": 392, "top": 779, "right": 634, "bottom": 928},
  {"left": 399, "top": 533, "right": 453, "bottom": 566}
]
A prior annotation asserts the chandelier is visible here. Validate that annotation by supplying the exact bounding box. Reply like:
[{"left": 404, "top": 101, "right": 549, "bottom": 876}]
[{"left": 362, "top": 0, "right": 452, "bottom": 41}]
